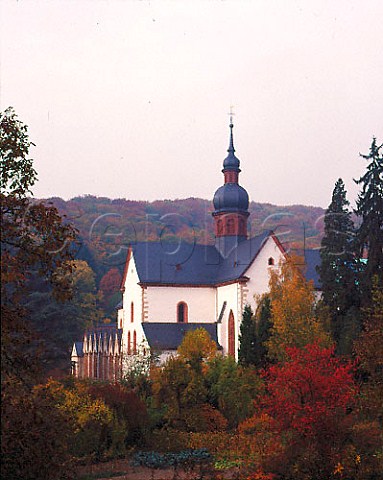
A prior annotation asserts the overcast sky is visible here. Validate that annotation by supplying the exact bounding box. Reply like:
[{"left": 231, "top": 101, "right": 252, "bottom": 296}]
[{"left": 1, "top": 0, "right": 382, "bottom": 208}]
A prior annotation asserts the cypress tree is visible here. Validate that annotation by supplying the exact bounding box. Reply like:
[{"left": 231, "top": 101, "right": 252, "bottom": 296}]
[
  {"left": 354, "top": 137, "right": 383, "bottom": 300},
  {"left": 238, "top": 304, "right": 257, "bottom": 367}
]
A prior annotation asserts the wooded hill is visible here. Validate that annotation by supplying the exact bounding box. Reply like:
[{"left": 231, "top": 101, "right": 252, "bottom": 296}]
[{"left": 42, "top": 195, "right": 325, "bottom": 282}]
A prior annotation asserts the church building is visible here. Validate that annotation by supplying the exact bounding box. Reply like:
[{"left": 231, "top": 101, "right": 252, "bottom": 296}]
[{"left": 71, "top": 120, "right": 320, "bottom": 379}]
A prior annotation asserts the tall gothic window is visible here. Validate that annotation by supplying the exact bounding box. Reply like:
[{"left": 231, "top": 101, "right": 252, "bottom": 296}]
[
  {"left": 227, "top": 218, "right": 235, "bottom": 234},
  {"left": 177, "top": 302, "right": 188, "bottom": 323},
  {"left": 228, "top": 310, "right": 235, "bottom": 357},
  {"left": 217, "top": 219, "right": 223, "bottom": 234},
  {"left": 133, "top": 330, "right": 137, "bottom": 355},
  {"left": 131, "top": 302, "right": 134, "bottom": 322},
  {"left": 127, "top": 331, "right": 131, "bottom": 355}
]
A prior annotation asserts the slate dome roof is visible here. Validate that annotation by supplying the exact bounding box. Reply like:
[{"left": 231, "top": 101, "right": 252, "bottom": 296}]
[
  {"left": 223, "top": 150, "right": 240, "bottom": 170},
  {"left": 213, "top": 183, "right": 249, "bottom": 213}
]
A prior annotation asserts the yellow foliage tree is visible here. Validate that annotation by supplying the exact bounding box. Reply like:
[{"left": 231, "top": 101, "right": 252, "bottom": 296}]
[
  {"left": 177, "top": 327, "right": 218, "bottom": 371},
  {"left": 266, "top": 256, "right": 331, "bottom": 361}
]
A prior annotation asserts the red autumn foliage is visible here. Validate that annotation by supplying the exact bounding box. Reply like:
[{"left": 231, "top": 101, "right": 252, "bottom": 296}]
[
  {"left": 87, "top": 383, "right": 148, "bottom": 443},
  {"left": 180, "top": 403, "right": 228, "bottom": 432},
  {"left": 258, "top": 342, "right": 357, "bottom": 438},
  {"left": 98, "top": 268, "right": 122, "bottom": 307}
]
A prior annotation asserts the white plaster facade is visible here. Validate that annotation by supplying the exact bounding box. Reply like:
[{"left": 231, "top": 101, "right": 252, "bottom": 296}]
[{"left": 118, "top": 234, "right": 286, "bottom": 363}]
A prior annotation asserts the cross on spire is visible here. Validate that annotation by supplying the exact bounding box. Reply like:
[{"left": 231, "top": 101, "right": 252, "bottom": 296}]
[{"left": 228, "top": 105, "right": 235, "bottom": 125}]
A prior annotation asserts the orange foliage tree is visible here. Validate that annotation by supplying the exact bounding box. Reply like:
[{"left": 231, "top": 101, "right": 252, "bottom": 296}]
[{"left": 266, "top": 256, "right": 331, "bottom": 361}]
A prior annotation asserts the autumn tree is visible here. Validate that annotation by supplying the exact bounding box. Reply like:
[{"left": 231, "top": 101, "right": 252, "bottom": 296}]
[
  {"left": 206, "top": 355, "right": 260, "bottom": 428},
  {"left": 256, "top": 342, "right": 357, "bottom": 479},
  {"left": 266, "top": 257, "right": 331, "bottom": 361},
  {"left": 98, "top": 267, "right": 122, "bottom": 313},
  {"left": 177, "top": 327, "right": 217, "bottom": 372},
  {"left": 238, "top": 304, "right": 257, "bottom": 367},
  {"left": 1, "top": 107, "right": 77, "bottom": 382},
  {"left": 87, "top": 382, "right": 149, "bottom": 447},
  {"left": 1, "top": 107, "right": 77, "bottom": 478},
  {"left": 354, "top": 137, "right": 383, "bottom": 299},
  {"left": 1, "top": 379, "right": 74, "bottom": 480},
  {"left": 151, "top": 356, "right": 193, "bottom": 428},
  {"left": 153, "top": 329, "right": 225, "bottom": 431},
  {"left": 354, "top": 278, "right": 383, "bottom": 425}
]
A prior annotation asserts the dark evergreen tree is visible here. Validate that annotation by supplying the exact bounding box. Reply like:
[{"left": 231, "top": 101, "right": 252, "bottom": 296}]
[
  {"left": 354, "top": 137, "right": 383, "bottom": 300},
  {"left": 318, "top": 179, "right": 360, "bottom": 354},
  {"left": 319, "top": 179, "right": 358, "bottom": 311},
  {"left": 254, "top": 295, "right": 272, "bottom": 369},
  {"left": 238, "top": 304, "right": 257, "bottom": 367}
]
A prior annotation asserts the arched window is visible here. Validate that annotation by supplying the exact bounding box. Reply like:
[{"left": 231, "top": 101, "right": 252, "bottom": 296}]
[
  {"left": 177, "top": 302, "right": 188, "bottom": 323},
  {"left": 130, "top": 302, "right": 134, "bottom": 323},
  {"left": 217, "top": 219, "right": 223, "bottom": 235},
  {"left": 227, "top": 218, "right": 235, "bottom": 234},
  {"left": 228, "top": 310, "right": 235, "bottom": 357},
  {"left": 127, "top": 331, "right": 131, "bottom": 355},
  {"left": 268, "top": 257, "right": 275, "bottom": 266},
  {"left": 133, "top": 330, "right": 137, "bottom": 355}
]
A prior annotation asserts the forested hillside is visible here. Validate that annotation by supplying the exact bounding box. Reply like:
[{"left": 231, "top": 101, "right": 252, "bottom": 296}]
[{"left": 43, "top": 195, "right": 326, "bottom": 284}]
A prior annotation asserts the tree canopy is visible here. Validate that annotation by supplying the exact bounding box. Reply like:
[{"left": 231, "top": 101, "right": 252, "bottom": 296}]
[
  {"left": 266, "top": 257, "right": 331, "bottom": 361},
  {"left": 1, "top": 108, "right": 78, "bottom": 479}
]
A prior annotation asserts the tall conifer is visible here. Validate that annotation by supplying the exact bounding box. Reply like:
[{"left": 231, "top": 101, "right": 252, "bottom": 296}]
[
  {"left": 238, "top": 304, "right": 257, "bottom": 367},
  {"left": 254, "top": 296, "right": 272, "bottom": 369},
  {"left": 318, "top": 179, "right": 359, "bottom": 353},
  {"left": 319, "top": 178, "right": 358, "bottom": 312},
  {"left": 354, "top": 137, "right": 383, "bottom": 299}
]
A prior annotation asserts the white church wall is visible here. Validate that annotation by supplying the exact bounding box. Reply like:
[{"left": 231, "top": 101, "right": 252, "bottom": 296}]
[
  {"left": 217, "top": 282, "right": 240, "bottom": 357},
  {"left": 243, "top": 236, "right": 285, "bottom": 314},
  {"left": 145, "top": 285, "right": 216, "bottom": 323},
  {"left": 121, "top": 253, "right": 144, "bottom": 354}
]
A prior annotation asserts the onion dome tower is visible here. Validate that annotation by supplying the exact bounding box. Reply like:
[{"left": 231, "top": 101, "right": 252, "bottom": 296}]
[{"left": 213, "top": 119, "right": 250, "bottom": 257}]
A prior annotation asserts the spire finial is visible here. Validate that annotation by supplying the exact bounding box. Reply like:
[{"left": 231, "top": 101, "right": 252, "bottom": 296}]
[{"left": 227, "top": 105, "right": 235, "bottom": 153}]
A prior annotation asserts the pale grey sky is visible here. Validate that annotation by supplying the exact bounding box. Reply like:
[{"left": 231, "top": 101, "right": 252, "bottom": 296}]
[{"left": 1, "top": 0, "right": 382, "bottom": 208}]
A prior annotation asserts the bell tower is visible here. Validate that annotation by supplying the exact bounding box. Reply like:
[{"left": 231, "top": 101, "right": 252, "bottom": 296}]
[{"left": 212, "top": 119, "right": 250, "bottom": 257}]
